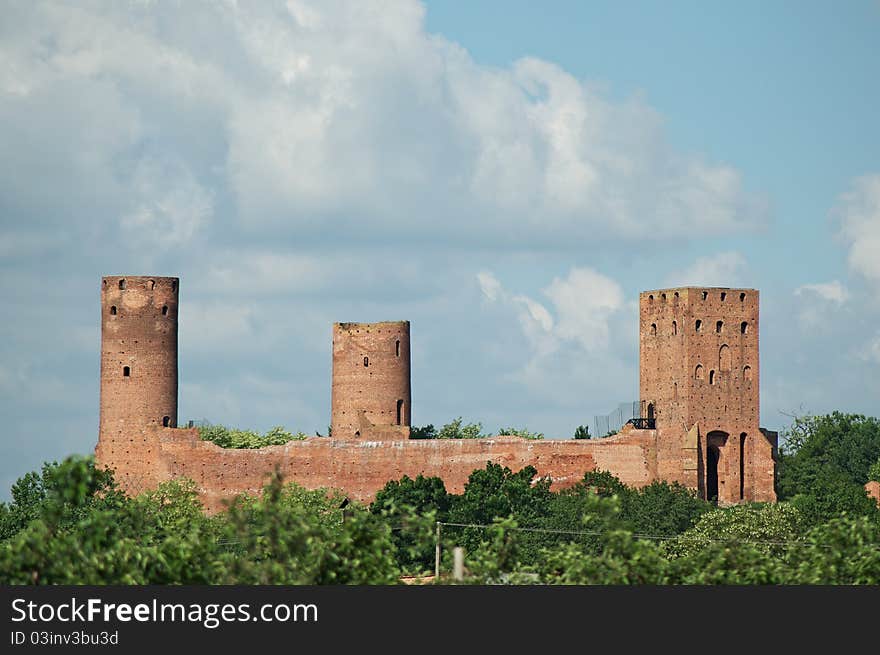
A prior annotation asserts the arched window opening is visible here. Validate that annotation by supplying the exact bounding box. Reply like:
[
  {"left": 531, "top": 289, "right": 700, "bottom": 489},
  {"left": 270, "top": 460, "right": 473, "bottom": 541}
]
[
  {"left": 720, "top": 292, "right": 727, "bottom": 301},
  {"left": 102, "top": 280, "right": 107, "bottom": 289},
  {"left": 396, "top": 399, "right": 404, "bottom": 426},
  {"left": 162, "top": 305, "right": 168, "bottom": 316},
  {"left": 716, "top": 320, "right": 723, "bottom": 333},
  {"left": 395, "top": 340, "right": 400, "bottom": 357},
  {"left": 149, "top": 280, "right": 155, "bottom": 290},
  {"left": 709, "top": 370, "right": 715, "bottom": 385},
  {"left": 354, "top": 430, "right": 360, "bottom": 438},
  {"left": 123, "top": 366, "right": 130, "bottom": 377},
  {"left": 661, "top": 293, "right": 667, "bottom": 302},
  {"left": 647, "top": 403, "right": 655, "bottom": 420},
  {"left": 651, "top": 323, "right": 657, "bottom": 336},
  {"left": 119, "top": 279, "right": 126, "bottom": 290},
  {"left": 672, "top": 320, "right": 678, "bottom": 335},
  {"left": 740, "top": 433, "right": 748, "bottom": 501},
  {"left": 110, "top": 306, "right": 117, "bottom": 315},
  {"left": 648, "top": 294, "right": 654, "bottom": 304},
  {"left": 674, "top": 291, "right": 679, "bottom": 301},
  {"left": 363, "top": 356, "right": 369, "bottom": 367},
  {"left": 740, "top": 321, "right": 748, "bottom": 334},
  {"left": 740, "top": 292, "right": 746, "bottom": 302},
  {"left": 695, "top": 364, "right": 704, "bottom": 380},
  {"left": 695, "top": 319, "right": 702, "bottom": 333},
  {"left": 162, "top": 416, "right": 170, "bottom": 428},
  {"left": 719, "top": 344, "right": 731, "bottom": 370},
  {"left": 743, "top": 365, "right": 752, "bottom": 382},
  {"left": 702, "top": 291, "right": 708, "bottom": 300}
]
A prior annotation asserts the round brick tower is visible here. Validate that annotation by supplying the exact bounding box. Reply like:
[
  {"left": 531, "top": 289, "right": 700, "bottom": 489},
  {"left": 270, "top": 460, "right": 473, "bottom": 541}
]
[
  {"left": 330, "top": 321, "right": 411, "bottom": 439},
  {"left": 96, "top": 276, "right": 179, "bottom": 464}
]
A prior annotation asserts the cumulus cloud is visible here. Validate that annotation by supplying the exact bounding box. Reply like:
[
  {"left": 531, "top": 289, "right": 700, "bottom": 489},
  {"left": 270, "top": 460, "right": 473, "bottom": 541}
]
[
  {"left": 835, "top": 174, "right": 880, "bottom": 289},
  {"left": 476, "top": 267, "right": 631, "bottom": 398},
  {"left": 0, "top": 0, "right": 765, "bottom": 252},
  {"left": 665, "top": 251, "right": 748, "bottom": 287},
  {"left": 794, "top": 281, "right": 850, "bottom": 304}
]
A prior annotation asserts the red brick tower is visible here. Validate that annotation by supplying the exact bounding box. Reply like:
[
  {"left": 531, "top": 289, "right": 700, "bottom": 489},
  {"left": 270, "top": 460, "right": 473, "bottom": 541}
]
[
  {"left": 639, "top": 287, "right": 774, "bottom": 503},
  {"left": 330, "top": 321, "right": 411, "bottom": 439},
  {"left": 96, "top": 276, "right": 179, "bottom": 469}
]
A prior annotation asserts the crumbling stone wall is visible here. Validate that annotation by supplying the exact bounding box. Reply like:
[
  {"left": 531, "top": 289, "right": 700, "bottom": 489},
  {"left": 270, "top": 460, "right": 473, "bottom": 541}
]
[{"left": 103, "top": 426, "right": 660, "bottom": 513}]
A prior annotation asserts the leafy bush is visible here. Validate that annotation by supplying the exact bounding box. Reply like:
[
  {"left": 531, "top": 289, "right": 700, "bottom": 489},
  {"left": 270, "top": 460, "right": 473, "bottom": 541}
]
[
  {"left": 199, "top": 424, "right": 308, "bottom": 448},
  {"left": 498, "top": 427, "right": 544, "bottom": 440},
  {"left": 573, "top": 425, "right": 591, "bottom": 440}
]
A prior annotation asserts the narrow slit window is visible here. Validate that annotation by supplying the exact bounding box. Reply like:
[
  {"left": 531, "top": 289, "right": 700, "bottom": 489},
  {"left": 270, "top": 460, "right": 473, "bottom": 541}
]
[
  {"left": 110, "top": 306, "right": 117, "bottom": 315},
  {"left": 672, "top": 320, "right": 678, "bottom": 335},
  {"left": 363, "top": 356, "right": 369, "bottom": 367},
  {"left": 395, "top": 340, "right": 400, "bottom": 357},
  {"left": 709, "top": 370, "right": 715, "bottom": 385},
  {"left": 648, "top": 294, "right": 654, "bottom": 304},
  {"left": 743, "top": 365, "right": 752, "bottom": 382},
  {"left": 149, "top": 280, "right": 155, "bottom": 290},
  {"left": 119, "top": 279, "right": 126, "bottom": 290},
  {"left": 162, "top": 305, "right": 168, "bottom": 316},
  {"left": 695, "top": 319, "right": 702, "bottom": 333},
  {"left": 661, "top": 293, "right": 667, "bottom": 302},
  {"left": 740, "top": 292, "right": 746, "bottom": 302},
  {"left": 720, "top": 292, "right": 727, "bottom": 301},
  {"left": 740, "top": 321, "right": 748, "bottom": 334},
  {"left": 702, "top": 291, "right": 708, "bottom": 300},
  {"left": 651, "top": 323, "right": 657, "bottom": 336},
  {"left": 162, "top": 416, "right": 170, "bottom": 427},
  {"left": 123, "top": 366, "right": 130, "bottom": 377},
  {"left": 396, "top": 399, "right": 404, "bottom": 426},
  {"left": 716, "top": 320, "right": 723, "bottom": 333},
  {"left": 674, "top": 291, "right": 679, "bottom": 300}
]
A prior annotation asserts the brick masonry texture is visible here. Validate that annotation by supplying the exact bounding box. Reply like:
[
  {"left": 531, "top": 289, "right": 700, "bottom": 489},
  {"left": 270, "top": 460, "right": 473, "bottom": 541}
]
[
  {"left": 331, "top": 321, "right": 411, "bottom": 440},
  {"left": 867, "top": 481, "right": 880, "bottom": 506},
  {"left": 96, "top": 279, "right": 776, "bottom": 510}
]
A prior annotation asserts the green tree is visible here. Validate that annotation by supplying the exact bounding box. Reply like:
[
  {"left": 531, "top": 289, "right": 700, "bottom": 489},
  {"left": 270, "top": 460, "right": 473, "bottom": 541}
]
[
  {"left": 573, "top": 425, "right": 591, "bottom": 440},
  {"left": 437, "top": 418, "right": 485, "bottom": 439},
  {"left": 371, "top": 475, "right": 450, "bottom": 572},
  {"left": 668, "top": 503, "right": 804, "bottom": 559},
  {"left": 409, "top": 425, "right": 437, "bottom": 439}
]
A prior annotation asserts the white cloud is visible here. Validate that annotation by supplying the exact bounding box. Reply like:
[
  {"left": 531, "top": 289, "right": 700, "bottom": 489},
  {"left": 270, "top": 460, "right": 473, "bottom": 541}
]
[
  {"left": 0, "top": 0, "right": 765, "bottom": 250},
  {"left": 665, "top": 251, "right": 748, "bottom": 287},
  {"left": 477, "top": 267, "right": 627, "bottom": 383},
  {"left": 835, "top": 174, "right": 880, "bottom": 289},
  {"left": 794, "top": 281, "right": 849, "bottom": 304}
]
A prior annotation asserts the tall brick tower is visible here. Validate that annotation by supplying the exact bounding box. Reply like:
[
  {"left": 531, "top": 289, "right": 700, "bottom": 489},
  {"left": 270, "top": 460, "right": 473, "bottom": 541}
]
[
  {"left": 96, "top": 276, "right": 179, "bottom": 469},
  {"left": 330, "top": 321, "right": 411, "bottom": 440},
  {"left": 639, "top": 287, "right": 774, "bottom": 503}
]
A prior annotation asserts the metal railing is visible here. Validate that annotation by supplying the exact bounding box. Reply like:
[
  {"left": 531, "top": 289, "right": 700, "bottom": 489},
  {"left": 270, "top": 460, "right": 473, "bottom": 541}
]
[{"left": 627, "top": 417, "right": 656, "bottom": 430}]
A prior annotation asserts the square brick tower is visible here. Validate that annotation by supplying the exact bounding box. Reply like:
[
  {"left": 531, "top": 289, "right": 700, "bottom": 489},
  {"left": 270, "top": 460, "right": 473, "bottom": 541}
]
[{"left": 640, "top": 287, "right": 774, "bottom": 503}]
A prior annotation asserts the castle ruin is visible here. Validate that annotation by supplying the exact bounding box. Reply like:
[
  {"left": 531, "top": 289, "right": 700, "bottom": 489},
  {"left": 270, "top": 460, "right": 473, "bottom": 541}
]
[{"left": 94, "top": 276, "right": 777, "bottom": 511}]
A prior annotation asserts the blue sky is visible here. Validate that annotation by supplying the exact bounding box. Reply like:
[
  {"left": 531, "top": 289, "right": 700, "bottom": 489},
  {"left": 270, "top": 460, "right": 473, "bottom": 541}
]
[{"left": 1, "top": 1, "right": 879, "bottom": 498}]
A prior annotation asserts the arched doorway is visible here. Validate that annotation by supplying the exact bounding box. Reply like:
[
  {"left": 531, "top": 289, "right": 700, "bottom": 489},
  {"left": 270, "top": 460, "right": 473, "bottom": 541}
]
[
  {"left": 706, "top": 431, "right": 729, "bottom": 503},
  {"left": 647, "top": 403, "right": 655, "bottom": 420},
  {"left": 706, "top": 446, "right": 720, "bottom": 502}
]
